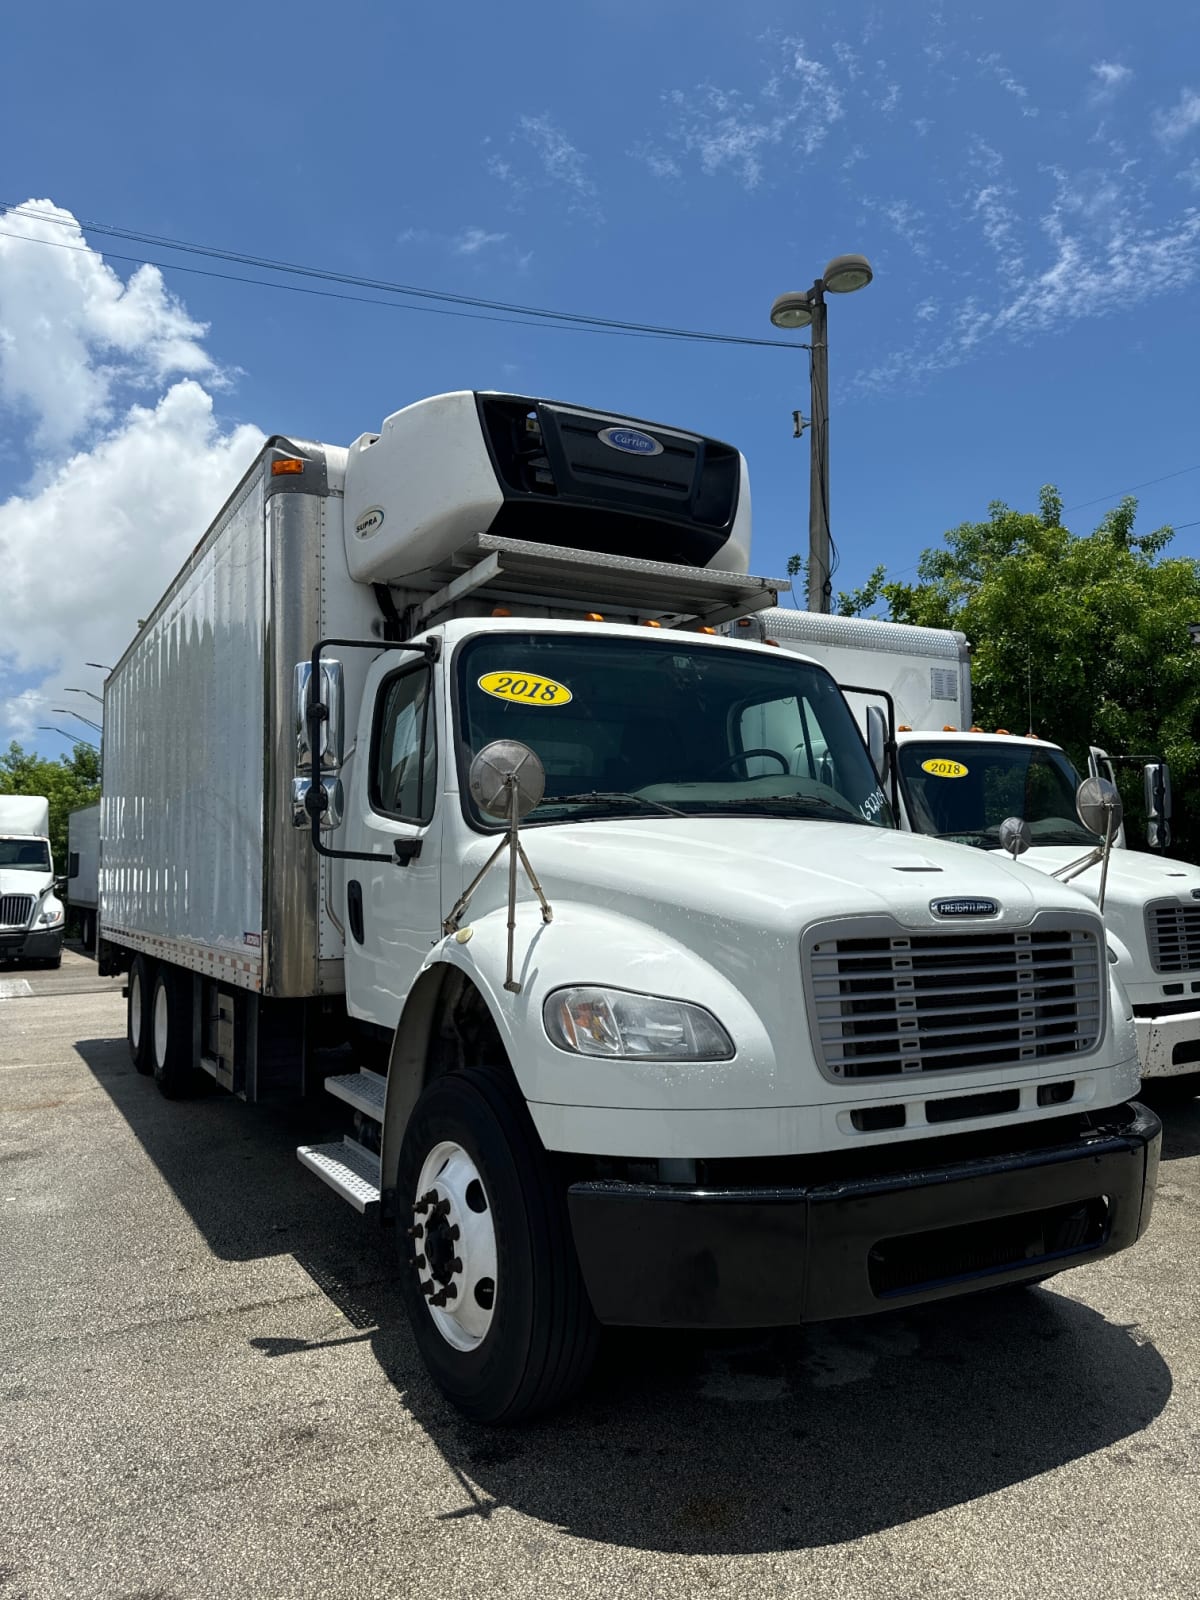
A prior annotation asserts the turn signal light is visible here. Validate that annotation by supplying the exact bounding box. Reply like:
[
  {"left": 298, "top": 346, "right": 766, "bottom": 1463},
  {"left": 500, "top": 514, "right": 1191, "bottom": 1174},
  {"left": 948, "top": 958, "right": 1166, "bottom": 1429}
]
[{"left": 271, "top": 458, "right": 304, "bottom": 476}]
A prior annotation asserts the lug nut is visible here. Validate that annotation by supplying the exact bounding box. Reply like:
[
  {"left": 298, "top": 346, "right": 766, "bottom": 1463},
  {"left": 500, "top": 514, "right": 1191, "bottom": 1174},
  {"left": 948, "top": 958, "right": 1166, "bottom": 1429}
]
[
  {"left": 406, "top": 1224, "right": 424, "bottom": 1240},
  {"left": 414, "top": 1254, "right": 426, "bottom": 1269},
  {"left": 434, "top": 1198, "right": 451, "bottom": 1217},
  {"left": 419, "top": 1278, "right": 433, "bottom": 1298},
  {"left": 443, "top": 1283, "right": 458, "bottom": 1300},
  {"left": 450, "top": 1257, "right": 462, "bottom": 1274},
  {"left": 447, "top": 1224, "right": 460, "bottom": 1241}
]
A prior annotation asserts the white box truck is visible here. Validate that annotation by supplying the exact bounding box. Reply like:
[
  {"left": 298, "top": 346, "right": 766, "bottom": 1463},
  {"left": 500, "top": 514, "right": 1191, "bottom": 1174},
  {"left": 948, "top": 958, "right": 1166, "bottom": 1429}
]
[
  {"left": 67, "top": 803, "right": 100, "bottom": 952},
  {"left": 738, "top": 609, "right": 1200, "bottom": 1091},
  {"left": 99, "top": 392, "right": 1159, "bottom": 1422},
  {"left": 0, "top": 795, "right": 65, "bottom": 968}
]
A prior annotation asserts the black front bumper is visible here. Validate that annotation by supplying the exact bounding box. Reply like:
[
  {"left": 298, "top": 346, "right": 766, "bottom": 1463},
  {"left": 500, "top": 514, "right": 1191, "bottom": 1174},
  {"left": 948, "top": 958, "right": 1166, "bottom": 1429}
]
[{"left": 567, "top": 1102, "right": 1161, "bottom": 1328}]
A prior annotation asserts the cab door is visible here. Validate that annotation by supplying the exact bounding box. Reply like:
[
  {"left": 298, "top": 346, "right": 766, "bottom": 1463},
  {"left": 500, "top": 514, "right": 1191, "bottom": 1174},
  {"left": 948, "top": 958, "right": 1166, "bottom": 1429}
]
[{"left": 342, "top": 652, "right": 444, "bottom": 1027}]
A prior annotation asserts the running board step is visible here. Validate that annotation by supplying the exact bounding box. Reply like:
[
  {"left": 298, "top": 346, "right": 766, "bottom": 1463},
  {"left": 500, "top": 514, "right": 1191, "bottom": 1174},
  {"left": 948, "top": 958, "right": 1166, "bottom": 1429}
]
[
  {"left": 297, "top": 1138, "right": 381, "bottom": 1213},
  {"left": 323, "top": 1068, "right": 386, "bottom": 1121}
]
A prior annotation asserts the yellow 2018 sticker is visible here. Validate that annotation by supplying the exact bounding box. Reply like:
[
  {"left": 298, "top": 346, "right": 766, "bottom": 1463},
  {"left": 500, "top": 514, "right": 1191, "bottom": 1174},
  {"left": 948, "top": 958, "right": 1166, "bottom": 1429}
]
[
  {"left": 477, "top": 670, "right": 573, "bottom": 707},
  {"left": 921, "top": 758, "right": 969, "bottom": 779}
]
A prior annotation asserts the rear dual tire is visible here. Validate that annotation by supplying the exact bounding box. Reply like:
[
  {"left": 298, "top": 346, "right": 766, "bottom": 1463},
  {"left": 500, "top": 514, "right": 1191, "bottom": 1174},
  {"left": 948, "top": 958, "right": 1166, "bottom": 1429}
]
[
  {"left": 127, "top": 955, "right": 201, "bottom": 1096},
  {"left": 127, "top": 955, "right": 155, "bottom": 1075}
]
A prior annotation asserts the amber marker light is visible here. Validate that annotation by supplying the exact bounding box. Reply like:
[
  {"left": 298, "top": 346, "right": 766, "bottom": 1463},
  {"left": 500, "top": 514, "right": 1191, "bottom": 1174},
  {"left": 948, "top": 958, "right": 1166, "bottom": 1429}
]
[{"left": 271, "top": 458, "right": 304, "bottom": 476}]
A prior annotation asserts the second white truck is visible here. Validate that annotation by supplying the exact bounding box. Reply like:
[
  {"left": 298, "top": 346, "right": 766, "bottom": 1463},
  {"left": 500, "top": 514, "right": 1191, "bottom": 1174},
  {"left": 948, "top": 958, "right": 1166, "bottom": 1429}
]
[
  {"left": 98, "top": 392, "right": 1159, "bottom": 1422},
  {"left": 741, "top": 608, "right": 1200, "bottom": 1090}
]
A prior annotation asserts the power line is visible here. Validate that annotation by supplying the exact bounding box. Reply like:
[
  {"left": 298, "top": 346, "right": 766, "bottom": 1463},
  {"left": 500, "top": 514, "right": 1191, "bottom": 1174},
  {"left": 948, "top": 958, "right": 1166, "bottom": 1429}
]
[
  {"left": 1064, "top": 461, "right": 1200, "bottom": 514},
  {"left": 0, "top": 201, "right": 800, "bottom": 352}
]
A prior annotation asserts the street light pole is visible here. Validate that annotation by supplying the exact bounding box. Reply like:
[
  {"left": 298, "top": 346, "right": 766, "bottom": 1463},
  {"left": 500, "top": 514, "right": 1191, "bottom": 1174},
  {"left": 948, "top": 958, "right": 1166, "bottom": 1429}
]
[
  {"left": 770, "top": 252, "right": 873, "bottom": 615},
  {"left": 807, "top": 284, "right": 831, "bottom": 614}
]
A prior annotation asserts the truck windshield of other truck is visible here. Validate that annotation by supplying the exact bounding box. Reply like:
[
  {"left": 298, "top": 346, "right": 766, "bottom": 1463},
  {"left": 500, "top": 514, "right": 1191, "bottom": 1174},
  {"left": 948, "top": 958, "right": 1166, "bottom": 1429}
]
[
  {"left": 897, "top": 740, "right": 1098, "bottom": 847},
  {"left": 458, "top": 632, "right": 892, "bottom": 827},
  {"left": 0, "top": 840, "right": 52, "bottom": 871}
]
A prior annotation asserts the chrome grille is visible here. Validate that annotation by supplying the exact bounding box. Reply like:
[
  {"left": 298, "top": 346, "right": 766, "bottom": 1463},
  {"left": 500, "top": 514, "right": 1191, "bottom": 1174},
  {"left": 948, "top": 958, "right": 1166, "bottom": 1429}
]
[
  {"left": 809, "top": 926, "right": 1103, "bottom": 1080},
  {"left": 1146, "top": 900, "right": 1200, "bottom": 974},
  {"left": 0, "top": 894, "right": 34, "bottom": 929}
]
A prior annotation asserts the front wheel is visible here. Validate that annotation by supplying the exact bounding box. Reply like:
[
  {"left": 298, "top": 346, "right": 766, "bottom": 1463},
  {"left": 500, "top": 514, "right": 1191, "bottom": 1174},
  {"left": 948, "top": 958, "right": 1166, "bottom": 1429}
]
[{"left": 396, "top": 1068, "right": 599, "bottom": 1424}]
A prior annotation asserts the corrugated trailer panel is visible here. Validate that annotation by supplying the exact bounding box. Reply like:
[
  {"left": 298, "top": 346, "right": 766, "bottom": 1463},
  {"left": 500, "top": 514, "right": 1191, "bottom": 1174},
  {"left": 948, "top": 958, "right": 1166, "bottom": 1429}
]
[{"left": 102, "top": 469, "right": 268, "bottom": 989}]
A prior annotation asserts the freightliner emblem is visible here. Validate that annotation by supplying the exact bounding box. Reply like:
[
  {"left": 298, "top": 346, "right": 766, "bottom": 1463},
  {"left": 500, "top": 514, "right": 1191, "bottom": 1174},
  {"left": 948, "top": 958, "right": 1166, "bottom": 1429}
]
[{"left": 930, "top": 897, "right": 999, "bottom": 917}]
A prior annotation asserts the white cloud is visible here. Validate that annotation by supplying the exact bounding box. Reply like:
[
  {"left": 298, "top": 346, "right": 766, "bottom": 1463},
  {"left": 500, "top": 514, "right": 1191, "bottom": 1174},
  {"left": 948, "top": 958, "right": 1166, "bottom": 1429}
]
[
  {"left": 878, "top": 83, "right": 901, "bottom": 115},
  {"left": 1091, "top": 61, "right": 1132, "bottom": 99},
  {"left": 978, "top": 53, "right": 1038, "bottom": 117},
  {"left": 0, "top": 200, "right": 217, "bottom": 454},
  {"left": 1153, "top": 88, "right": 1200, "bottom": 145},
  {"left": 515, "top": 115, "right": 603, "bottom": 221},
  {"left": 0, "top": 203, "right": 263, "bottom": 745},
  {"left": 453, "top": 227, "right": 509, "bottom": 256}
]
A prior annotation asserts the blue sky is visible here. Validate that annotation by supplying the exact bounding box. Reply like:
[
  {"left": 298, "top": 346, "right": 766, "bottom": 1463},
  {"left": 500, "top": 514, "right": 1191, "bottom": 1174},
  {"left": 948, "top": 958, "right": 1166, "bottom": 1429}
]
[{"left": 3, "top": 0, "right": 1200, "bottom": 753}]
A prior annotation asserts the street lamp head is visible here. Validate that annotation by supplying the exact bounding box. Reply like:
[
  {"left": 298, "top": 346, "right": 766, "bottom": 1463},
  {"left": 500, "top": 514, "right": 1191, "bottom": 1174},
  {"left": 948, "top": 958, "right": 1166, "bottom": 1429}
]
[
  {"left": 769, "top": 290, "right": 814, "bottom": 330},
  {"left": 822, "top": 252, "right": 874, "bottom": 294}
]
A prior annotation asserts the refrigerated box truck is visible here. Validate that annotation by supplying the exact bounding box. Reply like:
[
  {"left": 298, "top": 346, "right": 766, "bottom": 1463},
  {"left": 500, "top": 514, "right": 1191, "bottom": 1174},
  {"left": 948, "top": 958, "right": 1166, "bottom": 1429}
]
[
  {"left": 98, "top": 392, "right": 1159, "bottom": 1421},
  {"left": 0, "top": 794, "right": 64, "bottom": 968},
  {"left": 67, "top": 803, "right": 100, "bottom": 952},
  {"left": 738, "top": 608, "right": 1200, "bottom": 1090}
]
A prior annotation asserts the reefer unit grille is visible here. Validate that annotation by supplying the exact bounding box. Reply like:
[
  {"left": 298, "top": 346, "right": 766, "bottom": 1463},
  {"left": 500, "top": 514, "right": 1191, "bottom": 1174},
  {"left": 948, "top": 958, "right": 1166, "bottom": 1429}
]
[
  {"left": 0, "top": 894, "right": 34, "bottom": 929},
  {"left": 1146, "top": 901, "right": 1200, "bottom": 974},
  {"left": 809, "top": 926, "right": 1103, "bottom": 1080}
]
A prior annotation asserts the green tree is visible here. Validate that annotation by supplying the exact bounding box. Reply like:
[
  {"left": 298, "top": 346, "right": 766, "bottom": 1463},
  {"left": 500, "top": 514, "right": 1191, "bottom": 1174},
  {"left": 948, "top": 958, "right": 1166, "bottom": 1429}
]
[
  {"left": 0, "top": 741, "right": 101, "bottom": 870},
  {"left": 834, "top": 487, "right": 1200, "bottom": 859}
]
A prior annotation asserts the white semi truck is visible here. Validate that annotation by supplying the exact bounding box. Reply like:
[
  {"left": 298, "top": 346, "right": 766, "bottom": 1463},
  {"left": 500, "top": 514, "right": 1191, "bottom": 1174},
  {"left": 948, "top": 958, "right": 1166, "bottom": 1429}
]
[
  {"left": 67, "top": 803, "right": 100, "bottom": 952},
  {"left": 0, "top": 795, "right": 65, "bottom": 968},
  {"left": 739, "top": 609, "right": 1200, "bottom": 1091},
  {"left": 98, "top": 392, "right": 1160, "bottom": 1422}
]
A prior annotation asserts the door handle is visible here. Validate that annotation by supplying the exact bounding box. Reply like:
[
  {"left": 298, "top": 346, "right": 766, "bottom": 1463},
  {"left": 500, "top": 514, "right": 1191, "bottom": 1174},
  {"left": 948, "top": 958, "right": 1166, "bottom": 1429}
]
[{"left": 347, "top": 879, "right": 365, "bottom": 945}]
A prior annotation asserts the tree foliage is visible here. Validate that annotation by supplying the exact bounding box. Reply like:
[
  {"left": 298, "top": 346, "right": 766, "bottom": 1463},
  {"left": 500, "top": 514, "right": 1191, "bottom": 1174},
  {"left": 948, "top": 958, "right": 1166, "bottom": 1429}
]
[
  {"left": 0, "top": 742, "right": 101, "bottom": 870},
  {"left": 821, "top": 488, "right": 1200, "bottom": 858}
]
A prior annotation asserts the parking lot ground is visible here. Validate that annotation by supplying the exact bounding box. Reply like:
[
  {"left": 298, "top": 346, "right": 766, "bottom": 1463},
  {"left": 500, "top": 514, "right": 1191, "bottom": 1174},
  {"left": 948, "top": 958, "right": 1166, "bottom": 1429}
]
[{"left": 2, "top": 944, "right": 1199, "bottom": 1600}]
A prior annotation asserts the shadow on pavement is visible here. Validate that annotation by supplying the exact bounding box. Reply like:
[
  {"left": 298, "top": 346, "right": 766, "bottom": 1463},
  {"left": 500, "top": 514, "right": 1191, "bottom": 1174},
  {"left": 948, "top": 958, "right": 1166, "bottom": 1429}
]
[
  {"left": 78, "top": 1031, "right": 1173, "bottom": 1555},
  {"left": 1141, "top": 1085, "right": 1200, "bottom": 1160}
]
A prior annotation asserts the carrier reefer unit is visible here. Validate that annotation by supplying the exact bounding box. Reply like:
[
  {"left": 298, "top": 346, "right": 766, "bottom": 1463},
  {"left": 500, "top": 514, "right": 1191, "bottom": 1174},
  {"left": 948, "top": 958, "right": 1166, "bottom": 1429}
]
[
  {"left": 740, "top": 607, "right": 1200, "bottom": 1090},
  {"left": 100, "top": 392, "right": 1159, "bottom": 1423}
]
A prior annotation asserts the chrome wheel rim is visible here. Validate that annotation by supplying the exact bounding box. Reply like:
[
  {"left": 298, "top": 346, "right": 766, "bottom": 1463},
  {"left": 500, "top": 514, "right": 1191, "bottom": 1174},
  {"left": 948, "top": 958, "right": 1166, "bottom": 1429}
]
[
  {"left": 153, "top": 982, "right": 168, "bottom": 1067},
  {"left": 130, "top": 970, "right": 142, "bottom": 1049},
  {"left": 412, "top": 1140, "right": 497, "bottom": 1352}
]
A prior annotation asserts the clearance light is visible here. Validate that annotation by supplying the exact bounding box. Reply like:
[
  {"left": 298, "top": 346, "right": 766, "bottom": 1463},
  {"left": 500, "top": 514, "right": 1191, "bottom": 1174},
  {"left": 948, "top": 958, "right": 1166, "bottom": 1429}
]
[
  {"left": 271, "top": 458, "right": 304, "bottom": 476},
  {"left": 699, "top": 625, "right": 717, "bottom": 635},
  {"left": 643, "top": 619, "right": 663, "bottom": 627},
  {"left": 1028, "top": 732, "right": 1039, "bottom": 740},
  {"left": 737, "top": 617, "right": 753, "bottom": 628},
  {"left": 942, "top": 725, "right": 957, "bottom": 732},
  {"left": 995, "top": 728, "right": 1011, "bottom": 736},
  {"left": 898, "top": 724, "right": 912, "bottom": 732},
  {"left": 491, "top": 606, "right": 512, "bottom": 617},
  {"left": 585, "top": 612, "right": 604, "bottom": 622},
  {"left": 970, "top": 725, "right": 983, "bottom": 733},
  {"left": 763, "top": 639, "right": 779, "bottom": 647}
]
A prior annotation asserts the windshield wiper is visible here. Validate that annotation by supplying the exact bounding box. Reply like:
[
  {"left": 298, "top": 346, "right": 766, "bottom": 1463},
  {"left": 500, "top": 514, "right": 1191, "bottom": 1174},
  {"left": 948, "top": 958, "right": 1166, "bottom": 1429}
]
[
  {"left": 696, "top": 794, "right": 866, "bottom": 823},
  {"left": 537, "top": 791, "right": 687, "bottom": 818}
]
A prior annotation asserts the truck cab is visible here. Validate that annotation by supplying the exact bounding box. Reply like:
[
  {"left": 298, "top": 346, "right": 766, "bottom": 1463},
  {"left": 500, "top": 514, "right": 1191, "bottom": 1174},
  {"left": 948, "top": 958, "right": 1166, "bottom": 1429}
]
[
  {"left": 0, "top": 795, "right": 65, "bottom": 968},
  {"left": 737, "top": 608, "right": 1200, "bottom": 1090}
]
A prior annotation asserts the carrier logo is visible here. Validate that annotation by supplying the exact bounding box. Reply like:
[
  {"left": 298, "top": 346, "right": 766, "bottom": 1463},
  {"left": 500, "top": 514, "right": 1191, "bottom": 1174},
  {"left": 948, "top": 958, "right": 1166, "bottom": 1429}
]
[
  {"left": 598, "top": 426, "right": 663, "bottom": 457},
  {"left": 930, "top": 897, "right": 999, "bottom": 917},
  {"left": 354, "top": 507, "right": 385, "bottom": 538}
]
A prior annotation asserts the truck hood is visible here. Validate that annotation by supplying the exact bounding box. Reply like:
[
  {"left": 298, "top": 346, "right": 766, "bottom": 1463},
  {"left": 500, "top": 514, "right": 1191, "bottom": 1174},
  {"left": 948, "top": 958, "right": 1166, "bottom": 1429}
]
[
  {"left": 989, "top": 844, "right": 1200, "bottom": 911},
  {"left": 0, "top": 867, "right": 51, "bottom": 902},
  {"left": 501, "top": 818, "right": 1082, "bottom": 936}
]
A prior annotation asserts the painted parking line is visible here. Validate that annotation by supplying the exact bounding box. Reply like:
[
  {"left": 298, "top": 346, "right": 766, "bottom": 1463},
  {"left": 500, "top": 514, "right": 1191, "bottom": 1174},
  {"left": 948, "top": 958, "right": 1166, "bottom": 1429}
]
[{"left": 0, "top": 979, "right": 35, "bottom": 999}]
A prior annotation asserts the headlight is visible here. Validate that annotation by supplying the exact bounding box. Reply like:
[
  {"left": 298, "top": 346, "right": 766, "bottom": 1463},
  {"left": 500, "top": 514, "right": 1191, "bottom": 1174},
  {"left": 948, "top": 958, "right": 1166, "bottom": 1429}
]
[
  {"left": 543, "top": 987, "right": 734, "bottom": 1061},
  {"left": 38, "top": 907, "right": 63, "bottom": 926}
]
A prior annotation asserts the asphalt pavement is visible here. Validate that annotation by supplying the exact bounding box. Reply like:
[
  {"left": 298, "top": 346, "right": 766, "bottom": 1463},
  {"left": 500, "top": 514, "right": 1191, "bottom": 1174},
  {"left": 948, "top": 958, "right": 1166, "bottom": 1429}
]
[{"left": 2, "top": 945, "right": 1198, "bottom": 1599}]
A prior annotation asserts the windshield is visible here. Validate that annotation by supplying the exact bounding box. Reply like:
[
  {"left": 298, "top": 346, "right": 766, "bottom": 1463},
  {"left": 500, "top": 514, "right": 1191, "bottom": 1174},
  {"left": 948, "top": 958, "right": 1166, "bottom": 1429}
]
[
  {"left": 457, "top": 631, "right": 893, "bottom": 828},
  {"left": 897, "top": 740, "right": 1097, "bottom": 848},
  {"left": 0, "top": 838, "right": 51, "bottom": 872}
]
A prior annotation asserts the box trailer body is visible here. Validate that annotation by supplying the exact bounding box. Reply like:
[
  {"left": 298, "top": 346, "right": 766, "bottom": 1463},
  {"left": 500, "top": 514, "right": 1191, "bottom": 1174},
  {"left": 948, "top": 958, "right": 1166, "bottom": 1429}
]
[
  {"left": 0, "top": 794, "right": 64, "bottom": 966},
  {"left": 67, "top": 803, "right": 100, "bottom": 949},
  {"left": 98, "top": 393, "right": 1158, "bottom": 1422},
  {"left": 743, "top": 607, "right": 1200, "bottom": 1085}
]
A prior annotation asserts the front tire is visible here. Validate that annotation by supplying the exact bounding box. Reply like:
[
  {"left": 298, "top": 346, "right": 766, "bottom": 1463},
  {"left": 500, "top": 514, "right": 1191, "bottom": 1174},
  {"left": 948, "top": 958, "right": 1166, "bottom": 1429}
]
[
  {"left": 127, "top": 955, "right": 155, "bottom": 1074},
  {"left": 396, "top": 1068, "right": 598, "bottom": 1424},
  {"left": 150, "top": 964, "right": 200, "bottom": 1098}
]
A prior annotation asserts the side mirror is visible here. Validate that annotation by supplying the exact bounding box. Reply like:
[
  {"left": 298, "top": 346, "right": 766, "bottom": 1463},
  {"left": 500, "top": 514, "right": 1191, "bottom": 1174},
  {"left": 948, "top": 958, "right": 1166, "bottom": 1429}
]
[
  {"left": 998, "top": 817, "right": 1032, "bottom": 860},
  {"left": 291, "top": 776, "right": 344, "bottom": 831},
  {"left": 294, "top": 659, "right": 345, "bottom": 773},
  {"left": 1143, "top": 761, "right": 1172, "bottom": 850},
  {"left": 1076, "top": 776, "right": 1123, "bottom": 838},
  {"left": 53, "top": 876, "right": 68, "bottom": 895},
  {"left": 864, "top": 704, "right": 888, "bottom": 782}
]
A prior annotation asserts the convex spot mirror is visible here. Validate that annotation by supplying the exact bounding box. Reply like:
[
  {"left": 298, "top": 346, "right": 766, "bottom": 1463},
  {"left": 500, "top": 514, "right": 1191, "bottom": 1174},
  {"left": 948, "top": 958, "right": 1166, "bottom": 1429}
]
[
  {"left": 469, "top": 740, "right": 545, "bottom": 822},
  {"left": 1076, "top": 775, "right": 1123, "bottom": 838},
  {"left": 998, "top": 816, "right": 1032, "bottom": 859}
]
